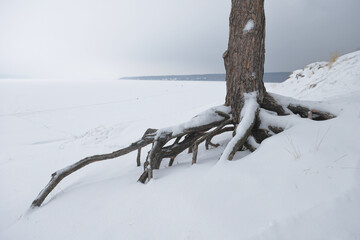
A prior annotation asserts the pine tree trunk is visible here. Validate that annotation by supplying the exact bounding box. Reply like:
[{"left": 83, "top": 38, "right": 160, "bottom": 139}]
[{"left": 224, "top": 0, "right": 266, "bottom": 123}]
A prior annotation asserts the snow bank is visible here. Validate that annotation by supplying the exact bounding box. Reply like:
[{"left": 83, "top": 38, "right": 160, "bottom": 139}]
[
  {"left": 1, "top": 51, "right": 360, "bottom": 239},
  {"left": 268, "top": 50, "right": 360, "bottom": 100}
]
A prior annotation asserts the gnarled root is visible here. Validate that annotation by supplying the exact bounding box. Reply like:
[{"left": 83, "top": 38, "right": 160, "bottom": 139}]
[
  {"left": 137, "top": 106, "right": 233, "bottom": 183},
  {"left": 31, "top": 92, "right": 337, "bottom": 207},
  {"left": 31, "top": 128, "right": 157, "bottom": 208},
  {"left": 32, "top": 106, "right": 233, "bottom": 206}
]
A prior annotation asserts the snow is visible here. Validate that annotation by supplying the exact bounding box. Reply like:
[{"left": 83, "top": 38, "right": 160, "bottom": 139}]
[
  {"left": 259, "top": 108, "right": 302, "bottom": 131},
  {"left": 155, "top": 105, "right": 231, "bottom": 139},
  {"left": 247, "top": 135, "right": 260, "bottom": 149},
  {"left": 268, "top": 50, "right": 360, "bottom": 101},
  {"left": 243, "top": 19, "right": 254, "bottom": 32},
  {"left": 1, "top": 51, "right": 360, "bottom": 239}
]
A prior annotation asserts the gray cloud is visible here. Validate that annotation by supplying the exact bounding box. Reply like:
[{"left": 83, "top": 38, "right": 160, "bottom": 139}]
[
  {"left": 0, "top": 0, "right": 359, "bottom": 78},
  {"left": 265, "top": 0, "right": 360, "bottom": 71}
]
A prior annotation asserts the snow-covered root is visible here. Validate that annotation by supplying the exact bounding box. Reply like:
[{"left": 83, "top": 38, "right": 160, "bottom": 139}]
[
  {"left": 31, "top": 92, "right": 337, "bottom": 207},
  {"left": 191, "top": 119, "right": 233, "bottom": 165},
  {"left": 205, "top": 126, "right": 234, "bottom": 149},
  {"left": 138, "top": 107, "right": 233, "bottom": 183},
  {"left": 31, "top": 128, "right": 157, "bottom": 208},
  {"left": 262, "top": 92, "right": 337, "bottom": 120},
  {"left": 218, "top": 91, "right": 337, "bottom": 161},
  {"left": 32, "top": 106, "right": 233, "bottom": 207},
  {"left": 220, "top": 93, "right": 259, "bottom": 161},
  {"left": 245, "top": 92, "right": 337, "bottom": 149},
  {"left": 245, "top": 135, "right": 260, "bottom": 152}
]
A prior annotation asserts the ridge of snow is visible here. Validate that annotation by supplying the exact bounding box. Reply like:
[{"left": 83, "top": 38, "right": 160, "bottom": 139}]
[{"left": 268, "top": 50, "right": 360, "bottom": 100}]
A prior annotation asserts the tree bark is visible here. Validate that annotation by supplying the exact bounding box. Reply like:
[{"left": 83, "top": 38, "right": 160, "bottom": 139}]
[{"left": 224, "top": 0, "right": 266, "bottom": 123}]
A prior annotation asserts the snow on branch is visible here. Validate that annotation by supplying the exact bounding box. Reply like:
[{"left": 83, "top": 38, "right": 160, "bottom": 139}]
[{"left": 155, "top": 105, "right": 231, "bottom": 139}]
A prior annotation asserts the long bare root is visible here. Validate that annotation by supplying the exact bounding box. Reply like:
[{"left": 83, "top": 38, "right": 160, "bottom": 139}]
[{"left": 31, "top": 93, "right": 336, "bottom": 208}]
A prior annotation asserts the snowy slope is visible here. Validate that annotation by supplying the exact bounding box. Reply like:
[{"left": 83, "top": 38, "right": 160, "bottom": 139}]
[
  {"left": 268, "top": 50, "right": 360, "bottom": 100},
  {"left": 1, "top": 51, "right": 360, "bottom": 239}
]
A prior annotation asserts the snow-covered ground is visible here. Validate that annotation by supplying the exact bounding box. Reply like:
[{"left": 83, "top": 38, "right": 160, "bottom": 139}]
[{"left": 1, "top": 51, "right": 360, "bottom": 239}]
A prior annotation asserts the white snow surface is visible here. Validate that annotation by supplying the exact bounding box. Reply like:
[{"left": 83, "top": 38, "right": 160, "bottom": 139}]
[{"left": 1, "top": 51, "right": 360, "bottom": 239}]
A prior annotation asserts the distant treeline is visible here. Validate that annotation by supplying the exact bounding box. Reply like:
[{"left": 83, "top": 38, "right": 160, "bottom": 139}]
[{"left": 121, "top": 72, "right": 290, "bottom": 83}]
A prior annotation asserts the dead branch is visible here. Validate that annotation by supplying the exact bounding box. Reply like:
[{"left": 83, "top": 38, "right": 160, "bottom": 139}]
[
  {"left": 262, "top": 92, "right": 336, "bottom": 120},
  {"left": 205, "top": 126, "right": 234, "bottom": 150},
  {"left": 136, "top": 148, "right": 141, "bottom": 167},
  {"left": 31, "top": 128, "right": 157, "bottom": 208},
  {"left": 169, "top": 157, "right": 175, "bottom": 167},
  {"left": 287, "top": 104, "right": 336, "bottom": 120},
  {"left": 191, "top": 119, "right": 233, "bottom": 164}
]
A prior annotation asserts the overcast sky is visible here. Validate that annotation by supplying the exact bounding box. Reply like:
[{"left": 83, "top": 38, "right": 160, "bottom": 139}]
[{"left": 0, "top": 0, "right": 359, "bottom": 78}]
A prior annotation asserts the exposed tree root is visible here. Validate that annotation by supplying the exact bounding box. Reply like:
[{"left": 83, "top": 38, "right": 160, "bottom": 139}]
[
  {"left": 31, "top": 93, "right": 336, "bottom": 208},
  {"left": 31, "top": 128, "right": 157, "bottom": 207},
  {"left": 205, "top": 126, "right": 234, "bottom": 150},
  {"left": 219, "top": 93, "right": 259, "bottom": 161},
  {"left": 261, "top": 92, "right": 337, "bottom": 120},
  {"left": 245, "top": 136, "right": 260, "bottom": 152}
]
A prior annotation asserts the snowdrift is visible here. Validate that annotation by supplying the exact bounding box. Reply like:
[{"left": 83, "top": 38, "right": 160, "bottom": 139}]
[
  {"left": 269, "top": 50, "right": 360, "bottom": 100},
  {"left": 1, "top": 51, "right": 360, "bottom": 239}
]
